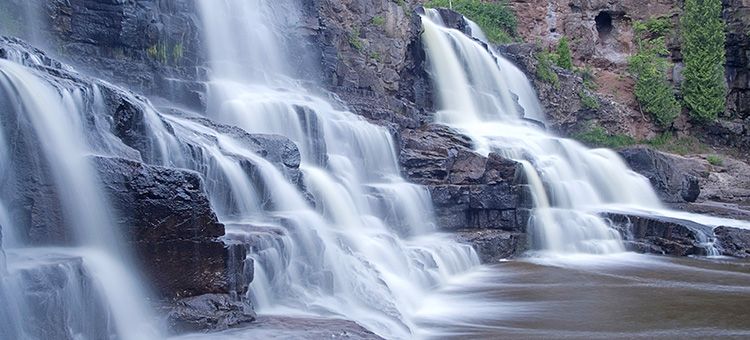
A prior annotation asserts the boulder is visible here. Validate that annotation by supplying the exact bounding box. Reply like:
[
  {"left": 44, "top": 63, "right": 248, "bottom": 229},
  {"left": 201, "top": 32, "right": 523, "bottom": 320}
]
[
  {"left": 454, "top": 229, "right": 527, "bottom": 263},
  {"left": 618, "top": 147, "right": 705, "bottom": 203},
  {"left": 166, "top": 294, "right": 255, "bottom": 334},
  {"left": 94, "top": 156, "right": 245, "bottom": 299},
  {"left": 715, "top": 226, "right": 750, "bottom": 258}
]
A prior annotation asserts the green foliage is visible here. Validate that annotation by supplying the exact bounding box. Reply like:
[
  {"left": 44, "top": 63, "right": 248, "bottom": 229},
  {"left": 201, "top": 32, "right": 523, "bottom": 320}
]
[
  {"left": 579, "top": 90, "right": 600, "bottom": 110},
  {"left": 372, "top": 16, "right": 385, "bottom": 27},
  {"left": 147, "top": 42, "right": 169, "bottom": 64},
  {"left": 172, "top": 43, "right": 184, "bottom": 63},
  {"left": 424, "top": 0, "right": 517, "bottom": 44},
  {"left": 706, "top": 154, "right": 724, "bottom": 166},
  {"left": 681, "top": 0, "right": 727, "bottom": 122},
  {"left": 629, "top": 17, "right": 681, "bottom": 127},
  {"left": 369, "top": 51, "right": 382, "bottom": 62},
  {"left": 555, "top": 37, "right": 573, "bottom": 70},
  {"left": 535, "top": 50, "right": 560, "bottom": 88},
  {"left": 349, "top": 26, "right": 364, "bottom": 51},
  {"left": 573, "top": 124, "right": 635, "bottom": 149},
  {"left": 577, "top": 65, "right": 598, "bottom": 90},
  {"left": 645, "top": 132, "right": 709, "bottom": 155}
]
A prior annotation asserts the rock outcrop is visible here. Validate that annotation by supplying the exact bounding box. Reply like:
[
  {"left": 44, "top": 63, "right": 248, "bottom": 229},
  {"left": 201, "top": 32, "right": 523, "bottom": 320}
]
[
  {"left": 604, "top": 212, "right": 715, "bottom": 256},
  {"left": 714, "top": 226, "right": 750, "bottom": 258},
  {"left": 618, "top": 147, "right": 704, "bottom": 203},
  {"left": 166, "top": 294, "right": 255, "bottom": 334}
]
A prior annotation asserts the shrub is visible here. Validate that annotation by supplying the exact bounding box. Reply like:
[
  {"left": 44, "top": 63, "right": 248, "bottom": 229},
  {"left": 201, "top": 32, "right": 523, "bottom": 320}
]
[
  {"left": 681, "top": 0, "right": 727, "bottom": 122},
  {"left": 629, "top": 18, "right": 681, "bottom": 127},
  {"left": 535, "top": 50, "right": 560, "bottom": 88},
  {"left": 706, "top": 154, "right": 724, "bottom": 166},
  {"left": 372, "top": 16, "right": 385, "bottom": 27},
  {"left": 573, "top": 124, "right": 635, "bottom": 149},
  {"left": 579, "top": 90, "right": 600, "bottom": 110},
  {"left": 425, "top": 0, "right": 517, "bottom": 44},
  {"left": 555, "top": 37, "right": 573, "bottom": 70}
]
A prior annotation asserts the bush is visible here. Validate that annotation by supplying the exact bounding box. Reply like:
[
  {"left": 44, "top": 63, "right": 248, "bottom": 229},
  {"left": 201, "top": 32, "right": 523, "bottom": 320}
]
[
  {"left": 579, "top": 90, "right": 600, "bottom": 110},
  {"left": 681, "top": 0, "right": 727, "bottom": 122},
  {"left": 535, "top": 50, "right": 560, "bottom": 88},
  {"left": 425, "top": 0, "right": 517, "bottom": 44},
  {"left": 706, "top": 154, "right": 724, "bottom": 166},
  {"left": 629, "top": 18, "right": 681, "bottom": 127},
  {"left": 555, "top": 37, "right": 573, "bottom": 70}
]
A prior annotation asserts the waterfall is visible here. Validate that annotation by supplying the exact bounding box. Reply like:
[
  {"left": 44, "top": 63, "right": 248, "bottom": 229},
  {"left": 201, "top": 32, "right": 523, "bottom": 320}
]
[
  {"left": 0, "top": 57, "right": 160, "bottom": 339},
  {"left": 421, "top": 10, "right": 665, "bottom": 255}
]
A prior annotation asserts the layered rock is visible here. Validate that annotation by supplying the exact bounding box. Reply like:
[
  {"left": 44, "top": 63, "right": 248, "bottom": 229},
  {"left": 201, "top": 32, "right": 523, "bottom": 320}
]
[
  {"left": 604, "top": 212, "right": 714, "bottom": 256},
  {"left": 618, "top": 147, "right": 704, "bottom": 203},
  {"left": 166, "top": 294, "right": 255, "bottom": 334},
  {"left": 714, "top": 226, "right": 750, "bottom": 258}
]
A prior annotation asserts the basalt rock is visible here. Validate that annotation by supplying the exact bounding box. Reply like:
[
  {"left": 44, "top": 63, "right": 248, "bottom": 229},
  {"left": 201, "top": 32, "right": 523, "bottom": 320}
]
[
  {"left": 166, "top": 293, "right": 255, "bottom": 334},
  {"left": 618, "top": 147, "right": 705, "bottom": 203},
  {"left": 454, "top": 229, "right": 527, "bottom": 263},
  {"left": 714, "top": 226, "right": 750, "bottom": 258},
  {"left": 94, "top": 156, "right": 245, "bottom": 299},
  {"left": 400, "top": 124, "right": 532, "bottom": 232},
  {"left": 603, "top": 211, "right": 714, "bottom": 256}
]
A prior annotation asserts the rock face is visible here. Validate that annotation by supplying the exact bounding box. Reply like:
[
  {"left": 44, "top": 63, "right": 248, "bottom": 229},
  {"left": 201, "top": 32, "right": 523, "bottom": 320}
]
[
  {"left": 94, "top": 157, "right": 245, "bottom": 299},
  {"left": 618, "top": 147, "right": 704, "bottom": 203},
  {"left": 714, "top": 226, "right": 750, "bottom": 258},
  {"left": 400, "top": 124, "right": 532, "bottom": 233},
  {"left": 454, "top": 229, "right": 527, "bottom": 263},
  {"left": 604, "top": 212, "right": 715, "bottom": 256},
  {"left": 166, "top": 294, "right": 255, "bottom": 334}
]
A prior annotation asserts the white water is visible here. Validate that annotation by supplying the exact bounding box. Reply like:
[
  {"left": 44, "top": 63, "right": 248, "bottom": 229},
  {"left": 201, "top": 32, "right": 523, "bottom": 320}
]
[
  {"left": 134, "top": 1, "right": 482, "bottom": 338},
  {"left": 0, "top": 58, "right": 159, "bottom": 340},
  {"left": 421, "top": 10, "right": 669, "bottom": 255}
]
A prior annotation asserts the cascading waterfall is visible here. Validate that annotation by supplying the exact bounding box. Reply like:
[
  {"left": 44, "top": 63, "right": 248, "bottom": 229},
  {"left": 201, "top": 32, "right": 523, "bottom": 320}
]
[
  {"left": 0, "top": 55, "right": 160, "bottom": 339},
  {"left": 421, "top": 10, "right": 666, "bottom": 254}
]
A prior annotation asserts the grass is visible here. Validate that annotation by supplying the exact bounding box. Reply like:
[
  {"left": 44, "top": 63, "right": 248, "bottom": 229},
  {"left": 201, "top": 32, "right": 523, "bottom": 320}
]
[
  {"left": 573, "top": 124, "right": 712, "bottom": 156},
  {"left": 424, "top": 0, "right": 517, "bottom": 44},
  {"left": 349, "top": 26, "right": 364, "bottom": 51},
  {"left": 579, "top": 90, "right": 600, "bottom": 110},
  {"left": 706, "top": 154, "right": 724, "bottom": 166},
  {"left": 573, "top": 125, "right": 636, "bottom": 149},
  {"left": 535, "top": 50, "right": 560, "bottom": 88},
  {"left": 372, "top": 16, "right": 385, "bottom": 27}
]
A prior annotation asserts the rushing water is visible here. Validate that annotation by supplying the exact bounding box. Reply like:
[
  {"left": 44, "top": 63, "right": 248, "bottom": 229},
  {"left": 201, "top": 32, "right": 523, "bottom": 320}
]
[{"left": 0, "top": 54, "right": 159, "bottom": 339}]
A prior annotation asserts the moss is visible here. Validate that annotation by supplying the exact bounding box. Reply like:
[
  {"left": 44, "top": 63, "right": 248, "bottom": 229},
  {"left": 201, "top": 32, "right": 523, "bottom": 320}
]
[{"left": 371, "top": 16, "right": 385, "bottom": 27}]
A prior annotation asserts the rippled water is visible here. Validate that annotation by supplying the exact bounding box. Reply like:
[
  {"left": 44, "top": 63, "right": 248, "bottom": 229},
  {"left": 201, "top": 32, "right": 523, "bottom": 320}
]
[{"left": 414, "top": 254, "right": 750, "bottom": 339}]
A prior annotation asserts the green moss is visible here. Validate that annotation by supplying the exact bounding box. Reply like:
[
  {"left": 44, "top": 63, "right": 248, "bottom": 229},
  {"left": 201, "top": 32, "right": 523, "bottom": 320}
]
[
  {"left": 645, "top": 132, "right": 710, "bottom": 155},
  {"left": 425, "top": 0, "right": 517, "bottom": 44}
]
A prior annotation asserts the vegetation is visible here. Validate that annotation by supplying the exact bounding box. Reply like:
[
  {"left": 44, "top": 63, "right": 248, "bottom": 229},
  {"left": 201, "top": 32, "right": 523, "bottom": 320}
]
[
  {"left": 424, "top": 0, "right": 517, "bottom": 44},
  {"left": 535, "top": 50, "right": 560, "bottom": 88},
  {"left": 573, "top": 125, "right": 636, "bottom": 149},
  {"left": 706, "top": 154, "right": 724, "bottom": 166},
  {"left": 371, "top": 15, "right": 385, "bottom": 27},
  {"left": 628, "top": 17, "right": 681, "bottom": 127},
  {"left": 147, "top": 41, "right": 169, "bottom": 64},
  {"left": 349, "top": 26, "right": 364, "bottom": 51},
  {"left": 681, "top": 0, "right": 727, "bottom": 121},
  {"left": 579, "top": 90, "right": 600, "bottom": 110},
  {"left": 574, "top": 123, "right": 711, "bottom": 155},
  {"left": 555, "top": 37, "right": 573, "bottom": 70}
]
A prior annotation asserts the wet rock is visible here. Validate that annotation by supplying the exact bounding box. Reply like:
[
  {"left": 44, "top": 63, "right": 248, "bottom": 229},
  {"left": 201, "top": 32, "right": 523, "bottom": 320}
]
[
  {"left": 94, "top": 156, "right": 244, "bottom": 299},
  {"left": 715, "top": 226, "right": 750, "bottom": 258},
  {"left": 618, "top": 147, "right": 705, "bottom": 203},
  {"left": 603, "top": 211, "right": 714, "bottom": 256},
  {"left": 167, "top": 294, "right": 255, "bottom": 334},
  {"left": 455, "top": 229, "right": 527, "bottom": 263}
]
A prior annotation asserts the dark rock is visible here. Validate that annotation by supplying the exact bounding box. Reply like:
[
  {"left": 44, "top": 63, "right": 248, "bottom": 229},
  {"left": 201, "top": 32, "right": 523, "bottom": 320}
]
[
  {"left": 94, "top": 156, "right": 244, "bottom": 299},
  {"left": 603, "top": 211, "right": 714, "bottom": 256},
  {"left": 454, "top": 229, "right": 527, "bottom": 263},
  {"left": 618, "top": 147, "right": 704, "bottom": 203},
  {"left": 167, "top": 294, "right": 255, "bottom": 334},
  {"left": 715, "top": 226, "right": 750, "bottom": 258}
]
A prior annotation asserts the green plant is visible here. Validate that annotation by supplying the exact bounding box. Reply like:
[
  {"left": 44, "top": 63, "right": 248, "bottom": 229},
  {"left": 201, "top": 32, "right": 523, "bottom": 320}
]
[
  {"left": 629, "top": 18, "right": 681, "bottom": 127},
  {"left": 536, "top": 50, "right": 560, "bottom": 88},
  {"left": 681, "top": 0, "right": 727, "bottom": 121},
  {"left": 147, "top": 41, "right": 169, "bottom": 64},
  {"left": 172, "top": 42, "right": 184, "bottom": 63},
  {"left": 645, "top": 132, "right": 709, "bottom": 155},
  {"left": 572, "top": 124, "right": 636, "bottom": 149},
  {"left": 579, "top": 90, "right": 600, "bottom": 110},
  {"left": 425, "top": 0, "right": 517, "bottom": 44},
  {"left": 372, "top": 15, "right": 385, "bottom": 27},
  {"left": 577, "top": 65, "right": 598, "bottom": 90},
  {"left": 706, "top": 154, "right": 724, "bottom": 166},
  {"left": 369, "top": 51, "right": 382, "bottom": 62},
  {"left": 349, "top": 26, "right": 364, "bottom": 51},
  {"left": 555, "top": 37, "right": 573, "bottom": 70}
]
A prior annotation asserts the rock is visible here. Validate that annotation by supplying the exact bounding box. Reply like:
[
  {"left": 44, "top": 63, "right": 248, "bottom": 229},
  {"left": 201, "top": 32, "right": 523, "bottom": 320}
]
[
  {"left": 714, "top": 226, "right": 750, "bottom": 258},
  {"left": 454, "top": 229, "right": 527, "bottom": 263},
  {"left": 167, "top": 294, "right": 255, "bottom": 334},
  {"left": 94, "top": 156, "right": 245, "bottom": 299},
  {"left": 603, "top": 211, "right": 715, "bottom": 256},
  {"left": 224, "top": 315, "right": 383, "bottom": 340},
  {"left": 618, "top": 147, "right": 706, "bottom": 203}
]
